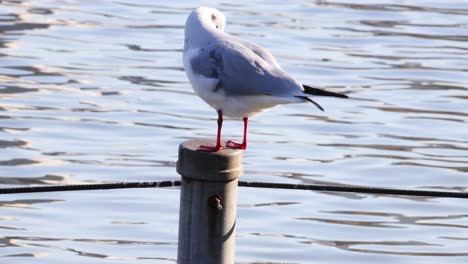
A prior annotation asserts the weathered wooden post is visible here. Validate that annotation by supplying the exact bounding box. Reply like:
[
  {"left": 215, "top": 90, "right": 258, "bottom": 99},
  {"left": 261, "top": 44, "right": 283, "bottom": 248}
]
[{"left": 176, "top": 139, "right": 243, "bottom": 264}]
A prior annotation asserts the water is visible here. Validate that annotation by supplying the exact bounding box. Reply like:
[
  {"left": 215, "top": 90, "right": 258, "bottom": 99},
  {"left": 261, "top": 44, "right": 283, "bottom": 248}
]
[{"left": 1, "top": 0, "right": 467, "bottom": 263}]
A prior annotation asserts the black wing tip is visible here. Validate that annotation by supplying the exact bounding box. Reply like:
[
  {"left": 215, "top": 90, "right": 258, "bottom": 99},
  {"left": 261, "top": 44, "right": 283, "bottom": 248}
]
[
  {"left": 302, "top": 84, "right": 349, "bottom": 99},
  {"left": 297, "top": 96, "right": 324, "bottom": 111}
]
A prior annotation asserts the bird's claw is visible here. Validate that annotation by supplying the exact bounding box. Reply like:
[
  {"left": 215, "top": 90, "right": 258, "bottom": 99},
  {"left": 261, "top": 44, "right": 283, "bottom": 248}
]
[{"left": 226, "top": 140, "right": 246, "bottom": 150}]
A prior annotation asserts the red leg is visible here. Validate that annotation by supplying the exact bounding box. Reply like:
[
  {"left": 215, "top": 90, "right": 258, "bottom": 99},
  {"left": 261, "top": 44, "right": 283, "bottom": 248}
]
[
  {"left": 227, "top": 117, "right": 248, "bottom": 150},
  {"left": 198, "top": 110, "right": 223, "bottom": 152}
]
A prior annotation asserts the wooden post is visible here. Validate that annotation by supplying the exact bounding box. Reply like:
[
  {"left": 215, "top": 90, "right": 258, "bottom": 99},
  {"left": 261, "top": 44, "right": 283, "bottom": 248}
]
[{"left": 177, "top": 139, "right": 243, "bottom": 264}]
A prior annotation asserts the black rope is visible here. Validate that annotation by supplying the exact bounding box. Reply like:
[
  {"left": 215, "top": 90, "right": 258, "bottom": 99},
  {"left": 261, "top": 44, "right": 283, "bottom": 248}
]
[
  {"left": 0, "top": 180, "right": 181, "bottom": 194},
  {"left": 0, "top": 180, "right": 466, "bottom": 199},
  {"left": 238, "top": 181, "right": 468, "bottom": 199}
]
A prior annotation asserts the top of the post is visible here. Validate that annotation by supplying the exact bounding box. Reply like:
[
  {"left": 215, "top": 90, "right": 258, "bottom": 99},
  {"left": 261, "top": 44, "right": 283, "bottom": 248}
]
[{"left": 177, "top": 139, "right": 243, "bottom": 182}]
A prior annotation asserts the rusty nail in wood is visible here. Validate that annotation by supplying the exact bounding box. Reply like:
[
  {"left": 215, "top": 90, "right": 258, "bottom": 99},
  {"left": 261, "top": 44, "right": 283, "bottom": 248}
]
[{"left": 208, "top": 195, "right": 223, "bottom": 211}]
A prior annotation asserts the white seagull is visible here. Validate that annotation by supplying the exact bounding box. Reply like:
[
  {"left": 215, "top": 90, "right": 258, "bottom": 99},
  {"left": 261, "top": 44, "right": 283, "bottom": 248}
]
[{"left": 183, "top": 7, "right": 348, "bottom": 152}]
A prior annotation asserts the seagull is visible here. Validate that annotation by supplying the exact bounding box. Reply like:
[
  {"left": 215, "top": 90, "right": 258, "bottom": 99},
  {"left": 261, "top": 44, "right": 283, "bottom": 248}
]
[{"left": 183, "top": 7, "right": 348, "bottom": 152}]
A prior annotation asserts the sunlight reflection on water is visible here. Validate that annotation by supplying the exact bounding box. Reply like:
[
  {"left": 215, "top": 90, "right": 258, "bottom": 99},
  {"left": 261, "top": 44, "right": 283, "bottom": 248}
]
[{"left": 1, "top": 0, "right": 467, "bottom": 263}]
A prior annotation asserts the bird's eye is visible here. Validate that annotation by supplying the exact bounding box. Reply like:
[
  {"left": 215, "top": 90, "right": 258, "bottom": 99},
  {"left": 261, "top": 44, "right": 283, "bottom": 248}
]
[{"left": 216, "top": 25, "right": 219, "bottom": 29}]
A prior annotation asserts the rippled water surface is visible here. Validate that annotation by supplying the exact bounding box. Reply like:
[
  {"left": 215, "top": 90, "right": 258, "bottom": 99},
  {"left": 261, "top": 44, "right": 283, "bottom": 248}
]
[{"left": 1, "top": 0, "right": 468, "bottom": 263}]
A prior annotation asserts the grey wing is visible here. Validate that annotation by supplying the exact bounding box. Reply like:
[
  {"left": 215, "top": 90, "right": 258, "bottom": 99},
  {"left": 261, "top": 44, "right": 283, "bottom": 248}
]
[
  {"left": 190, "top": 41, "right": 303, "bottom": 96},
  {"left": 229, "top": 35, "right": 281, "bottom": 67}
]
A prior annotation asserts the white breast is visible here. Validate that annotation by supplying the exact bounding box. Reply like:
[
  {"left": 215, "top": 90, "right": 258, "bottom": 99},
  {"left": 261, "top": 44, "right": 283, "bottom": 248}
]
[{"left": 183, "top": 48, "right": 226, "bottom": 110}]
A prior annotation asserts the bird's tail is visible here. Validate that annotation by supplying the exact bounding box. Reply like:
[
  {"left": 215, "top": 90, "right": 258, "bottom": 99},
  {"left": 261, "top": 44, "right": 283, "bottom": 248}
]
[
  {"left": 296, "top": 84, "right": 348, "bottom": 111},
  {"left": 303, "top": 84, "right": 348, "bottom": 98},
  {"left": 296, "top": 96, "right": 324, "bottom": 111}
]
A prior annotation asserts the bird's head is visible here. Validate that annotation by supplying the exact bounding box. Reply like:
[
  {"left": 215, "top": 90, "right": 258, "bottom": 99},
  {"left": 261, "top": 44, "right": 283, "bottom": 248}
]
[{"left": 186, "top": 7, "right": 226, "bottom": 33}]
